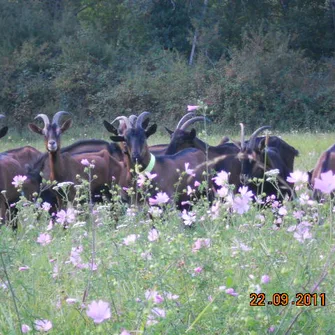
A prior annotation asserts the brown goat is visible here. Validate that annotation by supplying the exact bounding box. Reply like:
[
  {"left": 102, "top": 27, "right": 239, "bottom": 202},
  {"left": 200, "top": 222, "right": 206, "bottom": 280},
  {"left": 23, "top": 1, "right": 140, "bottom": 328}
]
[
  {"left": 310, "top": 143, "right": 335, "bottom": 199},
  {"left": 27, "top": 112, "right": 128, "bottom": 208}
]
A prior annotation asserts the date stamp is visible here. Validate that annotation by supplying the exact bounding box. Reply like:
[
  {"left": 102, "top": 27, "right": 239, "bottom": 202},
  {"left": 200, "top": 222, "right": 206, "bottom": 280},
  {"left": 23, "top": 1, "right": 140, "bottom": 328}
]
[{"left": 250, "top": 293, "right": 326, "bottom": 307}]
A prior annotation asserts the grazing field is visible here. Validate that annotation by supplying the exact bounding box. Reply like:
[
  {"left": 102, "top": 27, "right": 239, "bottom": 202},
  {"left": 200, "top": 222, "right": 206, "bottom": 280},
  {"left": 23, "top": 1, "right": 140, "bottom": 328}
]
[{"left": 0, "top": 130, "right": 335, "bottom": 334}]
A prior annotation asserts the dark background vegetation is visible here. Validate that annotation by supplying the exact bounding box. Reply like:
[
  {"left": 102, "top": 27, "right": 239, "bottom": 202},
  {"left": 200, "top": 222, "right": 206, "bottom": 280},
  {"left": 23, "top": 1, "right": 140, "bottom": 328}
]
[{"left": 0, "top": 0, "right": 334, "bottom": 132}]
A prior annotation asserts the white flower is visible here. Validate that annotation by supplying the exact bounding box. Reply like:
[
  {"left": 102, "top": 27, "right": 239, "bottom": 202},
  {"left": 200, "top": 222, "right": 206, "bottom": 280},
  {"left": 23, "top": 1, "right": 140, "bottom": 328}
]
[{"left": 12, "top": 175, "right": 27, "bottom": 188}]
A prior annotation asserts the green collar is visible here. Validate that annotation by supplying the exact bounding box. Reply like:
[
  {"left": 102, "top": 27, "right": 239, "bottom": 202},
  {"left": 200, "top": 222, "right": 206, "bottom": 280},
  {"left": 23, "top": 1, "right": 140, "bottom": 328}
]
[{"left": 135, "top": 153, "right": 156, "bottom": 173}]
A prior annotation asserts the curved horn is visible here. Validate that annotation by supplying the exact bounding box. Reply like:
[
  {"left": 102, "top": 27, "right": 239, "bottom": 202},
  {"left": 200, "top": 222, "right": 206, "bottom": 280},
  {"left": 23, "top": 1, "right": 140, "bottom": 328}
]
[
  {"left": 112, "top": 116, "right": 131, "bottom": 130},
  {"left": 34, "top": 114, "right": 50, "bottom": 127},
  {"left": 247, "top": 125, "right": 271, "bottom": 150},
  {"left": 176, "top": 112, "right": 195, "bottom": 129},
  {"left": 240, "top": 123, "right": 245, "bottom": 150},
  {"left": 180, "top": 116, "right": 209, "bottom": 130},
  {"left": 128, "top": 114, "right": 138, "bottom": 127},
  {"left": 136, "top": 111, "right": 151, "bottom": 128},
  {"left": 52, "top": 111, "right": 70, "bottom": 126}
]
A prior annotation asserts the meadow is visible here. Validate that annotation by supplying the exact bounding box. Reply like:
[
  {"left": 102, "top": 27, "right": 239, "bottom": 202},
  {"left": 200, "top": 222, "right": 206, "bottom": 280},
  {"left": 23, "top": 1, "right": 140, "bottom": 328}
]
[{"left": 0, "top": 127, "right": 335, "bottom": 335}]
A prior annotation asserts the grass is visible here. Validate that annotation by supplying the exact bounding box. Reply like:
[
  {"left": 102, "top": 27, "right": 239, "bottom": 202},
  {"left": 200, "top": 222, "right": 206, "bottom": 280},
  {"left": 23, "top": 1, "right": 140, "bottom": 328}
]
[{"left": 0, "top": 128, "right": 335, "bottom": 334}]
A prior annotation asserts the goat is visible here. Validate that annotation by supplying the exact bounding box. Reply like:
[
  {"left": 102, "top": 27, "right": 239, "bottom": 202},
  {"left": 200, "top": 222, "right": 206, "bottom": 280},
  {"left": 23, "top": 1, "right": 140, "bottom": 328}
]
[
  {"left": 0, "top": 115, "right": 43, "bottom": 222},
  {"left": 26, "top": 112, "right": 128, "bottom": 208},
  {"left": 238, "top": 124, "right": 298, "bottom": 199},
  {"left": 110, "top": 112, "right": 210, "bottom": 209},
  {"left": 310, "top": 143, "right": 335, "bottom": 199}
]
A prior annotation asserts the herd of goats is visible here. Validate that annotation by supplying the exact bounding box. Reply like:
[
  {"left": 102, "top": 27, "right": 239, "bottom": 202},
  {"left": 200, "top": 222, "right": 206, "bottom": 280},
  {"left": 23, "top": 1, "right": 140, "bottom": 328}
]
[{"left": 0, "top": 111, "right": 333, "bottom": 223}]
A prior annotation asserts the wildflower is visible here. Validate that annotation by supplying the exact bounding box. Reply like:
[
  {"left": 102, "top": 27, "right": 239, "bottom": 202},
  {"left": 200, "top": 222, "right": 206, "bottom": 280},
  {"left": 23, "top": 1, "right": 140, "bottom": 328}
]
[
  {"left": 192, "top": 238, "right": 211, "bottom": 252},
  {"left": 123, "top": 234, "right": 138, "bottom": 245},
  {"left": 165, "top": 292, "right": 179, "bottom": 300},
  {"left": 41, "top": 202, "right": 51, "bottom": 212},
  {"left": 293, "top": 223, "right": 313, "bottom": 243},
  {"left": 194, "top": 266, "right": 203, "bottom": 274},
  {"left": 149, "top": 192, "right": 170, "bottom": 206},
  {"left": 120, "top": 330, "right": 131, "bottom": 335},
  {"left": 225, "top": 288, "right": 238, "bottom": 296},
  {"left": 21, "top": 324, "right": 31, "bottom": 333},
  {"left": 148, "top": 228, "right": 159, "bottom": 242},
  {"left": 232, "top": 196, "right": 250, "bottom": 214},
  {"left": 187, "top": 105, "right": 199, "bottom": 111},
  {"left": 261, "top": 275, "right": 270, "bottom": 284},
  {"left": 86, "top": 300, "right": 111, "bottom": 324},
  {"left": 37, "top": 233, "right": 52, "bottom": 246},
  {"left": 148, "top": 206, "right": 163, "bottom": 218},
  {"left": 181, "top": 209, "right": 196, "bottom": 226},
  {"left": 19, "top": 266, "right": 29, "bottom": 271},
  {"left": 217, "top": 186, "right": 229, "bottom": 198},
  {"left": 212, "top": 170, "right": 229, "bottom": 187},
  {"left": 55, "top": 181, "right": 74, "bottom": 189},
  {"left": 268, "top": 326, "right": 275, "bottom": 333},
  {"left": 66, "top": 298, "right": 78, "bottom": 305},
  {"left": 12, "top": 175, "right": 27, "bottom": 188},
  {"left": 34, "top": 319, "right": 53, "bottom": 332},
  {"left": 184, "top": 162, "right": 195, "bottom": 177},
  {"left": 56, "top": 208, "right": 76, "bottom": 226},
  {"left": 52, "top": 264, "right": 59, "bottom": 279},
  {"left": 151, "top": 307, "right": 166, "bottom": 318},
  {"left": 194, "top": 180, "right": 201, "bottom": 187},
  {"left": 278, "top": 206, "right": 287, "bottom": 216},
  {"left": 314, "top": 170, "right": 335, "bottom": 194},
  {"left": 145, "top": 289, "right": 164, "bottom": 304},
  {"left": 187, "top": 185, "right": 194, "bottom": 195},
  {"left": 287, "top": 170, "right": 308, "bottom": 184},
  {"left": 265, "top": 169, "right": 280, "bottom": 181},
  {"left": 81, "top": 159, "right": 95, "bottom": 169}
]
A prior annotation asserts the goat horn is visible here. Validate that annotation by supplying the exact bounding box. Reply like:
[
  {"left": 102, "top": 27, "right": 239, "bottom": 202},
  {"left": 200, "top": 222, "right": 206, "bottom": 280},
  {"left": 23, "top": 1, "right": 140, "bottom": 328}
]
[
  {"left": 35, "top": 114, "right": 50, "bottom": 127},
  {"left": 180, "top": 116, "right": 210, "bottom": 130},
  {"left": 112, "top": 116, "right": 131, "bottom": 130},
  {"left": 176, "top": 112, "right": 195, "bottom": 129},
  {"left": 52, "top": 111, "right": 71, "bottom": 126},
  {"left": 247, "top": 125, "right": 271, "bottom": 150},
  {"left": 136, "top": 111, "right": 151, "bottom": 128},
  {"left": 240, "top": 123, "right": 245, "bottom": 150},
  {"left": 128, "top": 114, "right": 138, "bottom": 127}
]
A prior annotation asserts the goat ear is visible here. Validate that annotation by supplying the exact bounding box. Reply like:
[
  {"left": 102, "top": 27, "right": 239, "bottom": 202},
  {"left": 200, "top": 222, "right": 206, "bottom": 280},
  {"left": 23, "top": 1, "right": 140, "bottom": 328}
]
[
  {"left": 164, "top": 126, "right": 174, "bottom": 136},
  {"left": 110, "top": 135, "right": 125, "bottom": 142},
  {"left": 142, "top": 117, "right": 150, "bottom": 130},
  {"left": 28, "top": 123, "right": 44, "bottom": 135},
  {"left": 60, "top": 118, "right": 73, "bottom": 133},
  {"left": 103, "top": 120, "right": 118, "bottom": 135},
  {"left": 145, "top": 124, "right": 157, "bottom": 138},
  {"left": 0, "top": 126, "right": 8, "bottom": 139},
  {"left": 190, "top": 128, "right": 196, "bottom": 139}
]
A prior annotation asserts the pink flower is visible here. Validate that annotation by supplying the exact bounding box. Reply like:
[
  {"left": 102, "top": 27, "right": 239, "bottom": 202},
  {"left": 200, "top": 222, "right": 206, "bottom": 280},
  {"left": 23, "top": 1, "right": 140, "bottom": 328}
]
[
  {"left": 314, "top": 170, "right": 335, "bottom": 194},
  {"left": 225, "top": 288, "right": 238, "bottom": 296},
  {"left": 56, "top": 208, "right": 76, "bottom": 226},
  {"left": 41, "top": 202, "right": 51, "bottom": 212},
  {"left": 81, "top": 159, "right": 95, "bottom": 169},
  {"left": 149, "top": 192, "right": 170, "bottom": 206},
  {"left": 217, "top": 186, "right": 229, "bottom": 198},
  {"left": 293, "top": 222, "right": 313, "bottom": 243},
  {"left": 181, "top": 209, "right": 196, "bottom": 226},
  {"left": 19, "top": 266, "right": 29, "bottom": 271},
  {"left": 232, "top": 196, "right": 250, "bottom": 214},
  {"left": 21, "top": 324, "right": 31, "bottom": 333},
  {"left": 37, "top": 233, "right": 52, "bottom": 246},
  {"left": 194, "top": 266, "right": 203, "bottom": 274},
  {"left": 148, "top": 228, "right": 159, "bottom": 242},
  {"left": 184, "top": 162, "right": 195, "bottom": 177},
  {"left": 34, "top": 319, "right": 53, "bottom": 332},
  {"left": 86, "top": 300, "right": 111, "bottom": 324},
  {"left": 123, "top": 234, "right": 138, "bottom": 245},
  {"left": 145, "top": 289, "right": 164, "bottom": 304},
  {"left": 148, "top": 206, "right": 162, "bottom": 218},
  {"left": 287, "top": 170, "right": 308, "bottom": 184},
  {"left": 268, "top": 325, "right": 275, "bottom": 333},
  {"left": 194, "top": 180, "right": 201, "bottom": 187},
  {"left": 12, "top": 175, "right": 27, "bottom": 188},
  {"left": 212, "top": 170, "right": 229, "bottom": 187},
  {"left": 192, "top": 238, "right": 211, "bottom": 252},
  {"left": 187, "top": 105, "right": 200, "bottom": 111},
  {"left": 187, "top": 185, "right": 194, "bottom": 195},
  {"left": 278, "top": 206, "right": 287, "bottom": 216},
  {"left": 66, "top": 298, "right": 78, "bottom": 305},
  {"left": 120, "top": 330, "right": 131, "bottom": 335},
  {"left": 261, "top": 275, "right": 270, "bottom": 284}
]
